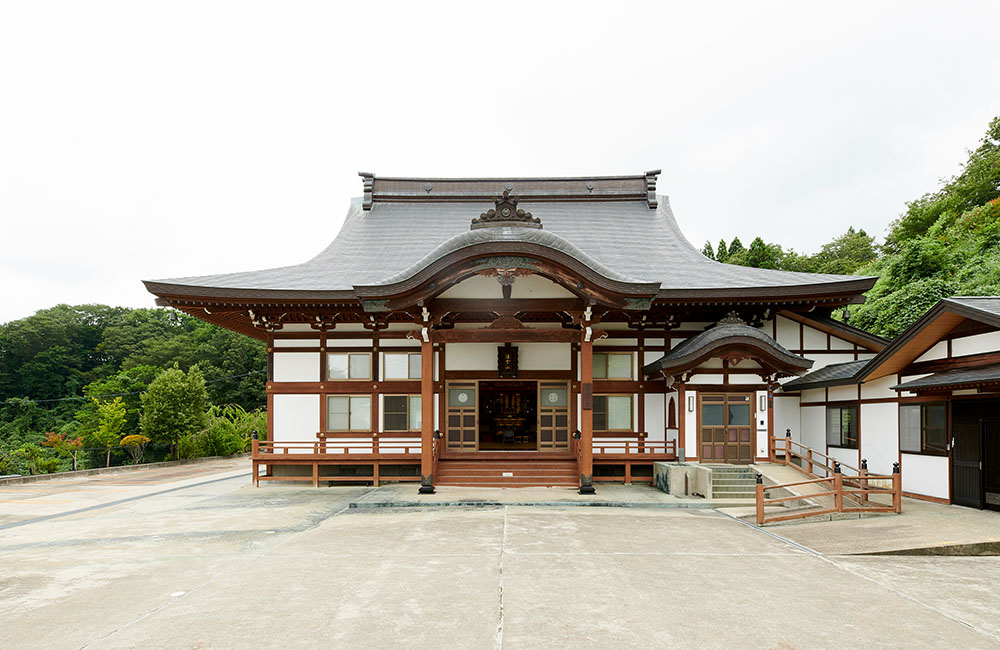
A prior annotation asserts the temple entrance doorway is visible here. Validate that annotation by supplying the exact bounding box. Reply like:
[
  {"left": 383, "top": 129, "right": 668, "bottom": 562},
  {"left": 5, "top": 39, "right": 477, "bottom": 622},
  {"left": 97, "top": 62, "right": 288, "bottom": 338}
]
[{"left": 478, "top": 381, "right": 538, "bottom": 450}]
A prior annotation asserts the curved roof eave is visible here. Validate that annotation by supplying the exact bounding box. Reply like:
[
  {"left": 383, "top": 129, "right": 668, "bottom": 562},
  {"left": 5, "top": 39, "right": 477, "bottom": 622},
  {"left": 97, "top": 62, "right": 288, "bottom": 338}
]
[{"left": 642, "top": 323, "right": 813, "bottom": 377}]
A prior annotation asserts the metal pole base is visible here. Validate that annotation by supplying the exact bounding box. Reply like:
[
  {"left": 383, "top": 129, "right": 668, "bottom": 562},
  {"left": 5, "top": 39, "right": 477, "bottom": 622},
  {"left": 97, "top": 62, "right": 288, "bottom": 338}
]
[
  {"left": 578, "top": 485, "right": 596, "bottom": 495},
  {"left": 418, "top": 485, "right": 436, "bottom": 495}
]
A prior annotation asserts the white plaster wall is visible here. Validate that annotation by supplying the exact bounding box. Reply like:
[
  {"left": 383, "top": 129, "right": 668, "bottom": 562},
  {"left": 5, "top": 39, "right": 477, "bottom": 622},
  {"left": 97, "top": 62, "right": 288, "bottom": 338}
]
[
  {"left": 808, "top": 353, "right": 865, "bottom": 370},
  {"left": 828, "top": 385, "right": 858, "bottom": 402},
  {"left": 645, "top": 393, "right": 664, "bottom": 439},
  {"left": 729, "top": 374, "right": 763, "bottom": 384},
  {"left": 915, "top": 341, "right": 948, "bottom": 362},
  {"left": 901, "top": 453, "right": 949, "bottom": 500},
  {"left": 775, "top": 316, "right": 799, "bottom": 348},
  {"left": 827, "top": 446, "right": 858, "bottom": 472},
  {"left": 643, "top": 351, "right": 663, "bottom": 368},
  {"left": 861, "top": 376, "right": 898, "bottom": 400},
  {"left": 860, "top": 402, "right": 898, "bottom": 476},
  {"left": 444, "top": 343, "right": 496, "bottom": 371},
  {"left": 800, "top": 405, "right": 826, "bottom": 452},
  {"left": 683, "top": 389, "right": 697, "bottom": 460},
  {"left": 272, "top": 353, "right": 320, "bottom": 382},
  {"left": 952, "top": 330, "right": 1000, "bottom": 356},
  {"left": 273, "top": 339, "right": 320, "bottom": 348},
  {"left": 645, "top": 338, "right": 665, "bottom": 348},
  {"left": 380, "top": 339, "right": 420, "bottom": 348},
  {"left": 272, "top": 394, "right": 320, "bottom": 450},
  {"left": 518, "top": 343, "right": 571, "bottom": 370},
  {"left": 323, "top": 338, "right": 373, "bottom": 348},
  {"left": 688, "top": 374, "right": 723, "bottom": 385},
  {"left": 803, "top": 326, "right": 826, "bottom": 349},
  {"left": 830, "top": 336, "right": 853, "bottom": 350},
  {"left": 773, "top": 396, "right": 800, "bottom": 450}
]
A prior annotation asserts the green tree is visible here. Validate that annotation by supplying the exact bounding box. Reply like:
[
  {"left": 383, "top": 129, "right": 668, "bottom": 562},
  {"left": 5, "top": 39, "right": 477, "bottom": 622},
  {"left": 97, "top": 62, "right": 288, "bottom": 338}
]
[
  {"left": 728, "top": 237, "right": 745, "bottom": 258},
  {"left": 811, "top": 227, "right": 877, "bottom": 275},
  {"left": 140, "top": 365, "right": 209, "bottom": 460},
  {"left": 701, "top": 241, "right": 715, "bottom": 260},
  {"left": 738, "top": 237, "right": 783, "bottom": 269},
  {"left": 886, "top": 116, "right": 1000, "bottom": 250},
  {"left": 43, "top": 431, "right": 83, "bottom": 471},
  {"left": 91, "top": 397, "right": 127, "bottom": 468},
  {"left": 716, "top": 239, "right": 729, "bottom": 262}
]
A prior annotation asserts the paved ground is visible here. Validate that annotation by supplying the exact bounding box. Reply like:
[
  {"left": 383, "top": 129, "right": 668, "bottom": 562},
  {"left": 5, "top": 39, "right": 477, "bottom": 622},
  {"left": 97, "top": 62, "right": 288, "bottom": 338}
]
[{"left": 1, "top": 461, "right": 999, "bottom": 649}]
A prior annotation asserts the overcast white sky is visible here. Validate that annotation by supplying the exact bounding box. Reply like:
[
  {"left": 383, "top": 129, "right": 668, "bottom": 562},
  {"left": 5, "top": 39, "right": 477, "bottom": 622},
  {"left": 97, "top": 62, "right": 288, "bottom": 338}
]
[{"left": 2, "top": 1, "right": 999, "bottom": 324}]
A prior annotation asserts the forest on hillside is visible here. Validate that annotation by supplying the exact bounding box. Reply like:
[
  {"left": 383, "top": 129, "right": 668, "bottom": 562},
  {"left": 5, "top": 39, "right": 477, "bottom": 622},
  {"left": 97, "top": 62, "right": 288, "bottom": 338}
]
[
  {"left": 1, "top": 116, "right": 997, "bottom": 476},
  {"left": 703, "top": 116, "right": 1000, "bottom": 338}
]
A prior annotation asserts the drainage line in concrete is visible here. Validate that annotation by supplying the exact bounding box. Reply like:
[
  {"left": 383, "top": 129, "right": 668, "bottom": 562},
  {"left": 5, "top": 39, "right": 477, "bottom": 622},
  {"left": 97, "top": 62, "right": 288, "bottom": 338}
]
[
  {"left": 0, "top": 472, "right": 250, "bottom": 531},
  {"left": 712, "top": 508, "right": 822, "bottom": 556}
]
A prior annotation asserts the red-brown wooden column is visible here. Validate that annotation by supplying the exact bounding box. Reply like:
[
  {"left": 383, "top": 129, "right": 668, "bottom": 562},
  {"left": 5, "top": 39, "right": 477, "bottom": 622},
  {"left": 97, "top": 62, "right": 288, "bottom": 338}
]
[
  {"left": 418, "top": 337, "right": 435, "bottom": 494},
  {"left": 579, "top": 333, "right": 596, "bottom": 494}
]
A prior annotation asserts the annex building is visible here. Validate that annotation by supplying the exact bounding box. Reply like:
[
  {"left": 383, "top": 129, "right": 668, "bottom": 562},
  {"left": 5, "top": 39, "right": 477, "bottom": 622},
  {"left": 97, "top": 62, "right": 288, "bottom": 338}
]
[{"left": 144, "top": 172, "right": 1000, "bottom": 509}]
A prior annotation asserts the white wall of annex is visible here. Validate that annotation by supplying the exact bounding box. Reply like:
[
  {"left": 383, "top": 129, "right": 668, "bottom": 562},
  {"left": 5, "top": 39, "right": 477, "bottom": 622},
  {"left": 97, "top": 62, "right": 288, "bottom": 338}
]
[
  {"left": 915, "top": 341, "right": 948, "bottom": 362},
  {"left": 683, "top": 389, "right": 697, "bottom": 460},
  {"left": 775, "top": 316, "right": 799, "bottom": 348},
  {"left": 827, "top": 446, "right": 858, "bottom": 472},
  {"left": 901, "top": 453, "right": 949, "bottom": 500},
  {"left": 860, "top": 402, "right": 898, "bottom": 476},
  {"left": 952, "top": 331, "right": 1000, "bottom": 356},
  {"left": 272, "top": 394, "right": 320, "bottom": 449},
  {"left": 803, "top": 325, "right": 826, "bottom": 349},
  {"left": 830, "top": 336, "right": 853, "bottom": 350},
  {"left": 272, "top": 352, "right": 320, "bottom": 382},
  {"left": 828, "top": 385, "right": 857, "bottom": 402},
  {"left": 800, "top": 405, "right": 826, "bottom": 452},
  {"left": 645, "top": 393, "right": 665, "bottom": 441},
  {"left": 861, "top": 376, "right": 898, "bottom": 400},
  {"left": 773, "top": 395, "right": 799, "bottom": 453}
]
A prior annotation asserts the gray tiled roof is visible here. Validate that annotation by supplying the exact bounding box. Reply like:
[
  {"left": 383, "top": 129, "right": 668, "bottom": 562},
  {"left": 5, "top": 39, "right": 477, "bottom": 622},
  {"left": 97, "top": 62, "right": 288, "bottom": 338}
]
[
  {"left": 780, "top": 359, "right": 869, "bottom": 391},
  {"left": 943, "top": 297, "right": 1000, "bottom": 320},
  {"left": 892, "top": 363, "right": 1000, "bottom": 391},
  {"left": 643, "top": 323, "right": 812, "bottom": 376},
  {"left": 146, "top": 196, "right": 875, "bottom": 297}
]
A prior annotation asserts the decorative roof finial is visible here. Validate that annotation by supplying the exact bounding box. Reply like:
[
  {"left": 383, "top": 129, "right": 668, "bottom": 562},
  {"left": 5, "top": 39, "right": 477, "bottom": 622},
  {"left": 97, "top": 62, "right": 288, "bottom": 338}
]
[{"left": 470, "top": 190, "right": 542, "bottom": 229}]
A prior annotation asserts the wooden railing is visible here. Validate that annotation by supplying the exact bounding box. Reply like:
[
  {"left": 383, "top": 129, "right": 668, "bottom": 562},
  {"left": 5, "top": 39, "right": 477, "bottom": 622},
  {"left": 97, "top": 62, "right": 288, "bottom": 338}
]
[
  {"left": 592, "top": 439, "right": 677, "bottom": 458},
  {"left": 757, "top": 435, "right": 901, "bottom": 525},
  {"left": 255, "top": 437, "right": 422, "bottom": 457}
]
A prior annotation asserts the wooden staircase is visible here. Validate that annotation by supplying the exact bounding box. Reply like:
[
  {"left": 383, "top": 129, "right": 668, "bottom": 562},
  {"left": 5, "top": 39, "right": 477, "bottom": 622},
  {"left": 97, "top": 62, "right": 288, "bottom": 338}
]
[{"left": 436, "top": 456, "right": 578, "bottom": 487}]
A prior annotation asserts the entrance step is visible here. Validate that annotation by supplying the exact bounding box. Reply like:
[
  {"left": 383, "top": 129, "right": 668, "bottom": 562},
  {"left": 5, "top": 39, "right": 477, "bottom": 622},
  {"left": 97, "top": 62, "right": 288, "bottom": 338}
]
[
  {"left": 706, "top": 465, "right": 757, "bottom": 500},
  {"left": 437, "top": 459, "right": 579, "bottom": 487}
]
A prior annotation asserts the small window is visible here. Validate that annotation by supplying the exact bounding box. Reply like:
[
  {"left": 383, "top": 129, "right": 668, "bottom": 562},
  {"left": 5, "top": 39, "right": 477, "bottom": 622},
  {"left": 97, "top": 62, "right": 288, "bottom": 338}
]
[
  {"left": 384, "top": 352, "right": 421, "bottom": 380},
  {"left": 593, "top": 352, "right": 633, "bottom": 380},
  {"left": 328, "top": 353, "right": 371, "bottom": 380},
  {"left": 826, "top": 405, "right": 858, "bottom": 449},
  {"left": 326, "top": 395, "right": 372, "bottom": 432},
  {"left": 593, "top": 395, "right": 632, "bottom": 431},
  {"left": 900, "top": 403, "right": 947, "bottom": 455},
  {"left": 383, "top": 395, "right": 422, "bottom": 432}
]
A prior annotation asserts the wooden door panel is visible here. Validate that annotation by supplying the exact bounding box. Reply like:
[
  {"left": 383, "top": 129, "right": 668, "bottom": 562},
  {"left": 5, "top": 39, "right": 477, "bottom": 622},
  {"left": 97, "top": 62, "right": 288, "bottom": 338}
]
[{"left": 952, "top": 418, "right": 982, "bottom": 508}]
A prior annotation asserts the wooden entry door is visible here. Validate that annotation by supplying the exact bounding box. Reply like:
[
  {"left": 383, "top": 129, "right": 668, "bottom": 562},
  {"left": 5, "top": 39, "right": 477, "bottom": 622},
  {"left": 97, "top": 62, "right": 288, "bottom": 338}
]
[
  {"left": 538, "top": 382, "right": 570, "bottom": 451},
  {"left": 446, "top": 382, "right": 478, "bottom": 451},
  {"left": 700, "top": 393, "right": 753, "bottom": 463}
]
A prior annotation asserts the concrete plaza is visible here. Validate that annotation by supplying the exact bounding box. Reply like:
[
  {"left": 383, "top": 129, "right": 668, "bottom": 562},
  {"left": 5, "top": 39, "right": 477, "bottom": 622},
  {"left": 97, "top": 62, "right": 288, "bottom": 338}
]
[{"left": 1, "top": 459, "right": 999, "bottom": 649}]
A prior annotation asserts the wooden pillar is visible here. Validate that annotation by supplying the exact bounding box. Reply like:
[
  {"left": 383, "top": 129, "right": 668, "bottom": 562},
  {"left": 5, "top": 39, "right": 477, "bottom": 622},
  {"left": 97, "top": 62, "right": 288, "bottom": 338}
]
[
  {"left": 418, "top": 337, "right": 435, "bottom": 494},
  {"left": 579, "top": 333, "right": 596, "bottom": 494}
]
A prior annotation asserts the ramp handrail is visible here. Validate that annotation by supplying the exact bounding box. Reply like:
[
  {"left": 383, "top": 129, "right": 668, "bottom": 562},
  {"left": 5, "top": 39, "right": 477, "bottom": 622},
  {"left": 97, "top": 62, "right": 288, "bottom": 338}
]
[{"left": 758, "top": 435, "right": 901, "bottom": 525}]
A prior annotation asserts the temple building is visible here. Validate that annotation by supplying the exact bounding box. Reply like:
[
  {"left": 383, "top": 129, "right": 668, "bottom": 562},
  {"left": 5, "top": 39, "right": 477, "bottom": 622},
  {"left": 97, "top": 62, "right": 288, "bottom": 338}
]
[{"left": 143, "top": 172, "right": 999, "bottom": 509}]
